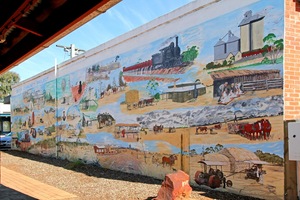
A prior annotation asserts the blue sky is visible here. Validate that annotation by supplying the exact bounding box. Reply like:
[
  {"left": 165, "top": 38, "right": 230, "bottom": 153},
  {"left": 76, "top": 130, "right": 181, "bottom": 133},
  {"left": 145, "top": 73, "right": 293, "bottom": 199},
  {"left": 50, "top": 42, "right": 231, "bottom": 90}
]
[{"left": 10, "top": 0, "right": 193, "bottom": 81}]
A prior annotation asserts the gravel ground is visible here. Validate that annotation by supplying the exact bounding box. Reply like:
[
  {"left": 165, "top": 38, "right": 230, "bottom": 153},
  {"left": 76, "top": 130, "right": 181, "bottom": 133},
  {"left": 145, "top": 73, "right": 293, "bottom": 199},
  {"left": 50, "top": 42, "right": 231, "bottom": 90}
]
[{"left": 0, "top": 150, "right": 263, "bottom": 200}]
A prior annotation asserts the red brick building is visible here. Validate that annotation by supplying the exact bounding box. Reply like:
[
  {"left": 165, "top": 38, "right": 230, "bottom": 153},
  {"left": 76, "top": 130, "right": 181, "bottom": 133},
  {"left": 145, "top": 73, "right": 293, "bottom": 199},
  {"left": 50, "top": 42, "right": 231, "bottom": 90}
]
[{"left": 284, "top": 1, "right": 300, "bottom": 199}]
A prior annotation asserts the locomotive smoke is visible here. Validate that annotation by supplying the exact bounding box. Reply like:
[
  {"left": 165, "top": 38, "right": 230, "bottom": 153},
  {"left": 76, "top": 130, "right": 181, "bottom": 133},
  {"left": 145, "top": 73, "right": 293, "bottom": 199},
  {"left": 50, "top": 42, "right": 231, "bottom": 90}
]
[{"left": 160, "top": 35, "right": 178, "bottom": 48}]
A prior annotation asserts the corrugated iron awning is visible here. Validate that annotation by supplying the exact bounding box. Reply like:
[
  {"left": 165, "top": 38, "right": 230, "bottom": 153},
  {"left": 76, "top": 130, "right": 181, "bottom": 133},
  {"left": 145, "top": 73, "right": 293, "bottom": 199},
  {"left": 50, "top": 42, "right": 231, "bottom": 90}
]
[
  {"left": 198, "top": 160, "right": 229, "bottom": 166},
  {"left": 244, "top": 160, "right": 269, "bottom": 165},
  {"left": 210, "top": 69, "right": 280, "bottom": 80}
]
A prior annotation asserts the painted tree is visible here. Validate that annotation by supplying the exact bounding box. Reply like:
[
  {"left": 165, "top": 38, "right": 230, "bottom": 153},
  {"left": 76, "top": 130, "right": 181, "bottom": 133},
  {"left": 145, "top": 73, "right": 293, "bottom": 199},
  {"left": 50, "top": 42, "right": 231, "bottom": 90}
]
[
  {"left": 214, "top": 143, "right": 224, "bottom": 152},
  {"left": 106, "top": 84, "right": 112, "bottom": 91},
  {"left": 255, "top": 149, "right": 283, "bottom": 166},
  {"left": 228, "top": 56, "right": 235, "bottom": 65},
  {"left": 119, "top": 71, "right": 126, "bottom": 87},
  {"left": 203, "top": 143, "right": 224, "bottom": 155},
  {"left": 18, "top": 118, "right": 22, "bottom": 127},
  {"left": 146, "top": 79, "right": 160, "bottom": 100},
  {"left": 112, "top": 77, "right": 117, "bottom": 88},
  {"left": 182, "top": 46, "right": 199, "bottom": 62},
  {"left": 262, "top": 33, "right": 284, "bottom": 64},
  {"left": 222, "top": 59, "right": 228, "bottom": 66},
  {"left": 190, "top": 149, "right": 198, "bottom": 156},
  {"left": 115, "top": 55, "right": 120, "bottom": 62},
  {"left": 0, "top": 71, "right": 20, "bottom": 102}
]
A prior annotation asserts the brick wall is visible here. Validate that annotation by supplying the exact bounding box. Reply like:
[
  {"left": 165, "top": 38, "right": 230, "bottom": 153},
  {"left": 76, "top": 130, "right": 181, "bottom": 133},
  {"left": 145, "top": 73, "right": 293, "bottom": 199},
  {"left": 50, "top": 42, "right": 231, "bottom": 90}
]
[
  {"left": 285, "top": 0, "right": 300, "bottom": 120},
  {"left": 284, "top": 2, "right": 300, "bottom": 200}
]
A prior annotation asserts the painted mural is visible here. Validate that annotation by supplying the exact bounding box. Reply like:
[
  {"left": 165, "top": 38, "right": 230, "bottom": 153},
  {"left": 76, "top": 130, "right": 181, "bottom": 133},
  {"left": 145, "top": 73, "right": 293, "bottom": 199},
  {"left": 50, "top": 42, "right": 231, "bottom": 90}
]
[{"left": 10, "top": 0, "right": 284, "bottom": 199}]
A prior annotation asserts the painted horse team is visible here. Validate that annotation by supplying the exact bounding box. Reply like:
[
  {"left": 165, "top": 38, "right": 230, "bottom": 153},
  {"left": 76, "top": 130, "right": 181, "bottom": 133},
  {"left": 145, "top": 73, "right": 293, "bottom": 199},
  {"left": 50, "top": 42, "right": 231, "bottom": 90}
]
[
  {"left": 238, "top": 119, "right": 271, "bottom": 140},
  {"left": 195, "top": 119, "right": 271, "bottom": 140}
]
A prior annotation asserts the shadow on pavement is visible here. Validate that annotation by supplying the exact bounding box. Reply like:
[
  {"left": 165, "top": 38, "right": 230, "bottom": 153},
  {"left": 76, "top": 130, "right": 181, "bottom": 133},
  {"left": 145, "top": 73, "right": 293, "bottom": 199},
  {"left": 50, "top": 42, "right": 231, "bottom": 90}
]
[
  {"left": 3, "top": 150, "right": 162, "bottom": 185},
  {"left": 3, "top": 150, "right": 263, "bottom": 200},
  {"left": 0, "top": 184, "right": 37, "bottom": 200}
]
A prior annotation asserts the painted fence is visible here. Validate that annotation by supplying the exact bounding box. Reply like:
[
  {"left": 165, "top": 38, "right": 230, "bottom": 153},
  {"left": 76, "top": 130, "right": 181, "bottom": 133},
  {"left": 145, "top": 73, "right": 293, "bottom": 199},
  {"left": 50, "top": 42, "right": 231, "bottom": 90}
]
[{"left": 11, "top": 0, "right": 284, "bottom": 199}]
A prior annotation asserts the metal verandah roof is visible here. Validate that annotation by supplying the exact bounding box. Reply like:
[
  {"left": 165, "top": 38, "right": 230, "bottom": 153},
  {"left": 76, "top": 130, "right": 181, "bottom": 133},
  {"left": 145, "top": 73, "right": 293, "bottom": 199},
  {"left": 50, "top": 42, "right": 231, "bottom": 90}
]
[{"left": 0, "top": 0, "right": 121, "bottom": 74}]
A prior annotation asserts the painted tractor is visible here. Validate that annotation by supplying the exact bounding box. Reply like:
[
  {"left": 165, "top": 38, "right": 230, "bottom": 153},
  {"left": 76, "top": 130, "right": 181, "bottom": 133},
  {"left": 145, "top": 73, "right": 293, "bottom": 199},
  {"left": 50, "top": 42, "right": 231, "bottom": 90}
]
[{"left": 194, "top": 161, "right": 233, "bottom": 189}]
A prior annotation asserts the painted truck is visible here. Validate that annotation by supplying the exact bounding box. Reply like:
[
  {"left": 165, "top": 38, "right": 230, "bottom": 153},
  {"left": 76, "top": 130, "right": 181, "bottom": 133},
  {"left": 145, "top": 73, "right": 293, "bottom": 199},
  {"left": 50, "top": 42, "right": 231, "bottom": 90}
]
[{"left": 10, "top": 0, "right": 284, "bottom": 199}]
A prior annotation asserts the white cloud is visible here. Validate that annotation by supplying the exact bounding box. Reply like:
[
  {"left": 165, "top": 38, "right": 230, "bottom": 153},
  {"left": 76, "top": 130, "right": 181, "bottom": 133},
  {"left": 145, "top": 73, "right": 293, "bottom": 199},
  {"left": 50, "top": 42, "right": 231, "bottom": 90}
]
[
  {"left": 127, "top": 7, "right": 150, "bottom": 24},
  {"left": 108, "top": 9, "right": 135, "bottom": 31}
]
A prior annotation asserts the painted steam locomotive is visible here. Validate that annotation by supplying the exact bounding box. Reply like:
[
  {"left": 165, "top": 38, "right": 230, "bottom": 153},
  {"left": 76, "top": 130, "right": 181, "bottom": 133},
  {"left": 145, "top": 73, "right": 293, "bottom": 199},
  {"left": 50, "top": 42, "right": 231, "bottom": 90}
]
[
  {"left": 123, "top": 36, "right": 189, "bottom": 74},
  {"left": 151, "top": 36, "right": 184, "bottom": 69}
]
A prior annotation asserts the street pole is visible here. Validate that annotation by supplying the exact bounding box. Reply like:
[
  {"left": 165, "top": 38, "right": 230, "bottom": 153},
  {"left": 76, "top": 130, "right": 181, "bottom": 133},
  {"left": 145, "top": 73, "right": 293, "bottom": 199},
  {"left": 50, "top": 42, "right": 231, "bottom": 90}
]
[{"left": 56, "top": 44, "right": 85, "bottom": 59}]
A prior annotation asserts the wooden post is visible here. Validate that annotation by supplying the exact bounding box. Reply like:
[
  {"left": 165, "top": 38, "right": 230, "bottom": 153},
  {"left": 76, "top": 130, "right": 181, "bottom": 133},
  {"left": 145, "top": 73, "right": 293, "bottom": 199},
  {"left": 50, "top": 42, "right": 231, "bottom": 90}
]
[
  {"left": 181, "top": 133, "right": 183, "bottom": 171},
  {"left": 298, "top": 162, "right": 300, "bottom": 198},
  {"left": 284, "top": 120, "right": 298, "bottom": 200}
]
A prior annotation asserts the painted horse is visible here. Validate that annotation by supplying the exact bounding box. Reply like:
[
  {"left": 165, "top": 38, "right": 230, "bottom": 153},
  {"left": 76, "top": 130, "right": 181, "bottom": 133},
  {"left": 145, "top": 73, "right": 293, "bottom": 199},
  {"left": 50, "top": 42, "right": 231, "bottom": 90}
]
[
  {"left": 196, "top": 126, "right": 207, "bottom": 134},
  {"left": 262, "top": 119, "right": 272, "bottom": 140},
  {"left": 162, "top": 155, "right": 178, "bottom": 168}
]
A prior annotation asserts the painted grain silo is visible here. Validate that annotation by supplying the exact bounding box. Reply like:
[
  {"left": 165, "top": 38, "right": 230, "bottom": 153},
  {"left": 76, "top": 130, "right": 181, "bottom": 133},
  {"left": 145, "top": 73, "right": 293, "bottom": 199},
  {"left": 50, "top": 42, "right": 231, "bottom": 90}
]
[
  {"left": 214, "top": 39, "right": 226, "bottom": 62},
  {"left": 214, "top": 31, "right": 240, "bottom": 63},
  {"left": 239, "top": 10, "right": 265, "bottom": 53},
  {"left": 226, "top": 31, "right": 240, "bottom": 56}
]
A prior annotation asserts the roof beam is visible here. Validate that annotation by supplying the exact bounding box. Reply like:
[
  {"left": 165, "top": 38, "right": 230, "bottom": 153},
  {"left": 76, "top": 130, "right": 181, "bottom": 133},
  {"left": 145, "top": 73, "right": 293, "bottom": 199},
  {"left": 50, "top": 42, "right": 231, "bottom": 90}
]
[
  {"left": 0, "top": 0, "right": 40, "bottom": 43},
  {"left": 14, "top": 18, "right": 43, "bottom": 37}
]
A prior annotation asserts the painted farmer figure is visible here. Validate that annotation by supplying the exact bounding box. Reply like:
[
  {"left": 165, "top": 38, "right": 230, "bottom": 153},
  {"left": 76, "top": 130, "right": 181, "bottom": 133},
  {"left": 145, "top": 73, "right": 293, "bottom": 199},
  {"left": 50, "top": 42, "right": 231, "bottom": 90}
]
[
  {"left": 258, "top": 166, "right": 264, "bottom": 185},
  {"left": 218, "top": 82, "right": 228, "bottom": 102},
  {"left": 62, "top": 110, "right": 66, "bottom": 121},
  {"left": 121, "top": 129, "right": 126, "bottom": 138}
]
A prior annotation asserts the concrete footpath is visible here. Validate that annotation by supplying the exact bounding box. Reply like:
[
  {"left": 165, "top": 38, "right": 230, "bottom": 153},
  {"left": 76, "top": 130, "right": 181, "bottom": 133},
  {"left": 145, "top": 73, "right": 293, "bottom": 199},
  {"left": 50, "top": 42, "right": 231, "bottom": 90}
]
[{"left": 0, "top": 166, "right": 77, "bottom": 200}]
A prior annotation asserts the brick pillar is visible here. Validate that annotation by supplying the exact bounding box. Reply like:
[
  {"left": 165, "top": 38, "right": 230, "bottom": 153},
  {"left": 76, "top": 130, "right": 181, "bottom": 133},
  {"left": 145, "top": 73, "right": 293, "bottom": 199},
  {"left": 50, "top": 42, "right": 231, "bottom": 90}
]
[
  {"left": 284, "top": 1, "right": 300, "bottom": 199},
  {"left": 285, "top": 0, "right": 300, "bottom": 120}
]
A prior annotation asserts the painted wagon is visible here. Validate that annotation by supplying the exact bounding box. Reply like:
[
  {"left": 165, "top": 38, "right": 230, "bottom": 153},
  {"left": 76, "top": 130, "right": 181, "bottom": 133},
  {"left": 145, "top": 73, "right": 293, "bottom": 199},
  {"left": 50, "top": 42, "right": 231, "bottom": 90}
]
[
  {"left": 227, "top": 122, "right": 248, "bottom": 134},
  {"left": 114, "top": 123, "right": 141, "bottom": 139},
  {"left": 227, "top": 119, "right": 271, "bottom": 140}
]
